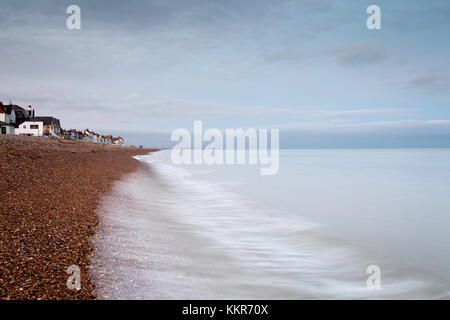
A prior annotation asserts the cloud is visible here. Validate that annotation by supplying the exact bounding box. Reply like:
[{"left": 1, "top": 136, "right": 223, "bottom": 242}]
[
  {"left": 330, "top": 43, "right": 387, "bottom": 67},
  {"left": 280, "top": 119, "right": 450, "bottom": 135},
  {"left": 115, "top": 96, "right": 406, "bottom": 120},
  {"left": 407, "top": 70, "right": 450, "bottom": 92},
  {"left": 1, "top": 85, "right": 409, "bottom": 135},
  {"left": 409, "top": 71, "right": 441, "bottom": 86},
  {"left": 119, "top": 119, "right": 450, "bottom": 148},
  {"left": 318, "top": 108, "right": 406, "bottom": 117},
  {"left": 0, "top": 0, "right": 448, "bottom": 148},
  {"left": 261, "top": 49, "right": 309, "bottom": 64},
  {"left": 277, "top": 120, "right": 450, "bottom": 148},
  {"left": 116, "top": 96, "right": 294, "bottom": 118}
]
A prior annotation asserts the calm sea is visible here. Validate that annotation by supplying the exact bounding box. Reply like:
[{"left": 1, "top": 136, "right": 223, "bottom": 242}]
[{"left": 90, "top": 149, "right": 450, "bottom": 299}]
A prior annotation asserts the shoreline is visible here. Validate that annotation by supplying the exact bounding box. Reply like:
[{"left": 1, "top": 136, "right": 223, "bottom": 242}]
[{"left": 0, "top": 135, "right": 158, "bottom": 299}]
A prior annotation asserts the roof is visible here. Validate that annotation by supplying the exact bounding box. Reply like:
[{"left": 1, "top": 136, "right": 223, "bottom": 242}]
[
  {"left": 0, "top": 105, "right": 13, "bottom": 114},
  {"left": 12, "top": 105, "right": 29, "bottom": 119},
  {"left": 0, "top": 103, "right": 28, "bottom": 114},
  {"left": 11, "top": 105, "right": 25, "bottom": 112},
  {"left": 29, "top": 117, "right": 60, "bottom": 126}
]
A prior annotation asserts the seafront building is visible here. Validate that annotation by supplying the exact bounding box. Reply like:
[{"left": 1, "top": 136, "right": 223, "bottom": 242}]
[
  {"left": 15, "top": 121, "right": 44, "bottom": 136},
  {"left": 17, "top": 116, "right": 61, "bottom": 137},
  {"left": 0, "top": 101, "right": 124, "bottom": 145},
  {"left": 0, "top": 103, "right": 34, "bottom": 134}
]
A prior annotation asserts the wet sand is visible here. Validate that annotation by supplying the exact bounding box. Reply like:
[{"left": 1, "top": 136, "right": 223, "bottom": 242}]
[{"left": 0, "top": 135, "right": 158, "bottom": 299}]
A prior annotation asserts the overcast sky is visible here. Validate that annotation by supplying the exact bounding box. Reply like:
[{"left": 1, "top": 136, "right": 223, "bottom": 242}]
[{"left": 1, "top": 0, "right": 449, "bottom": 147}]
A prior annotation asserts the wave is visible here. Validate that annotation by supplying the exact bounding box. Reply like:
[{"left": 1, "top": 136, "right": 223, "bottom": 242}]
[{"left": 90, "top": 151, "right": 449, "bottom": 299}]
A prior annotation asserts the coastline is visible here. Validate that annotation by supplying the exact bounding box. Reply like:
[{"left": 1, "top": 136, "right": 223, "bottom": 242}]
[{"left": 0, "top": 135, "right": 158, "bottom": 299}]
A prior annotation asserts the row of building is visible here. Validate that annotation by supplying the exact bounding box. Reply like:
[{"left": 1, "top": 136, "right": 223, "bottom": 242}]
[
  {"left": 0, "top": 102, "right": 124, "bottom": 145},
  {"left": 61, "top": 128, "right": 124, "bottom": 145}
]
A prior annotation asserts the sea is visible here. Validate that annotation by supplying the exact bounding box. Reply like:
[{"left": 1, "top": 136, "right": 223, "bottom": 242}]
[{"left": 90, "top": 149, "right": 450, "bottom": 299}]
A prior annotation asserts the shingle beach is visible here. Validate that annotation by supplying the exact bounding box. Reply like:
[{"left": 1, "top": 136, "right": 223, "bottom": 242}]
[{"left": 0, "top": 135, "right": 157, "bottom": 299}]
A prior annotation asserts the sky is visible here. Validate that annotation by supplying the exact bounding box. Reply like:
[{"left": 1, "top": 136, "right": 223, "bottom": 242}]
[{"left": 0, "top": 0, "right": 449, "bottom": 147}]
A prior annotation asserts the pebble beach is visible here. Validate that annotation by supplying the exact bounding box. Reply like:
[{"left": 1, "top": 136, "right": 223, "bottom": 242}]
[{"left": 0, "top": 135, "right": 157, "bottom": 299}]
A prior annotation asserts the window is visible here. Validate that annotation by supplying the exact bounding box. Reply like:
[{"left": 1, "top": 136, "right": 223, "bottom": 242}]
[
  {"left": 23, "top": 125, "right": 26, "bottom": 128},
  {"left": 30, "top": 125, "right": 39, "bottom": 129}
]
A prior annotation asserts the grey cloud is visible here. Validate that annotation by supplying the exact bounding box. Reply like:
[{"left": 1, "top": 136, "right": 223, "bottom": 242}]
[
  {"left": 407, "top": 70, "right": 450, "bottom": 92},
  {"left": 281, "top": 120, "right": 450, "bottom": 135},
  {"left": 330, "top": 43, "right": 387, "bottom": 67},
  {"left": 278, "top": 120, "right": 450, "bottom": 148},
  {"left": 409, "top": 72, "right": 440, "bottom": 86},
  {"left": 117, "top": 119, "right": 450, "bottom": 148},
  {"left": 262, "top": 49, "right": 309, "bottom": 64},
  {"left": 117, "top": 97, "right": 294, "bottom": 118},
  {"left": 318, "top": 108, "right": 407, "bottom": 117},
  {"left": 0, "top": 0, "right": 309, "bottom": 32},
  {"left": 1, "top": 0, "right": 448, "bottom": 141},
  {"left": 116, "top": 97, "right": 407, "bottom": 120},
  {"left": 1, "top": 87, "right": 406, "bottom": 126}
]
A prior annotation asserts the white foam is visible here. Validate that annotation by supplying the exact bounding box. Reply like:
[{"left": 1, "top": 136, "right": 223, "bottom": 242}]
[{"left": 90, "top": 150, "right": 450, "bottom": 299}]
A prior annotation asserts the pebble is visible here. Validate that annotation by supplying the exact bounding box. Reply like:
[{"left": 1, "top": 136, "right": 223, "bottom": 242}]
[{"left": 0, "top": 135, "right": 157, "bottom": 299}]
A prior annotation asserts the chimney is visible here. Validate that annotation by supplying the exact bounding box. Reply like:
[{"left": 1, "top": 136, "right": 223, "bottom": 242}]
[{"left": 28, "top": 105, "right": 35, "bottom": 118}]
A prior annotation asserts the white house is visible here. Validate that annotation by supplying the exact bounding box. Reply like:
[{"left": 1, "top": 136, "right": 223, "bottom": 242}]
[
  {"left": 28, "top": 116, "right": 61, "bottom": 137},
  {"left": 0, "top": 103, "right": 16, "bottom": 134},
  {"left": 15, "top": 121, "right": 44, "bottom": 136}
]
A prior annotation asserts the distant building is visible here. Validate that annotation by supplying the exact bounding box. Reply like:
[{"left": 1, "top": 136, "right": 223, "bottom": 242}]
[
  {"left": 112, "top": 136, "right": 124, "bottom": 146},
  {"left": 61, "top": 129, "right": 77, "bottom": 140},
  {"left": 82, "top": 129, "right": 102, "bottom": 142},
  {"left": 62, "top": 129, "right": 81, "bottom": 140},
  {"left": 102, "top": 135, "right": 112, "bottom": 144}
]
